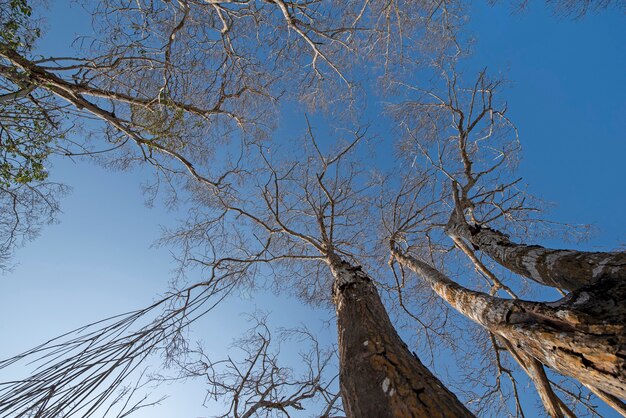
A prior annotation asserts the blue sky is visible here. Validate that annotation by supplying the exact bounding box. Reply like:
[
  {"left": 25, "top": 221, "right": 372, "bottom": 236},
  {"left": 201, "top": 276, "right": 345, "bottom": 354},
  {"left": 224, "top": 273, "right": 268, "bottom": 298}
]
[
  {"left": 0, "top": 1, "right": 624, "bottom": 417},
  {"left": 466, "top": 3, "right": 625, "bottom": 250}
]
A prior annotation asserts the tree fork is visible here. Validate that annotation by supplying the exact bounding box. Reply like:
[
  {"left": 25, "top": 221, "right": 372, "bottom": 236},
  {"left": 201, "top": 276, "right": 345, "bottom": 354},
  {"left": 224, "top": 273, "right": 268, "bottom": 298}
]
[{"left": 327, "top": 255, "right": 474, "bottom": 418}]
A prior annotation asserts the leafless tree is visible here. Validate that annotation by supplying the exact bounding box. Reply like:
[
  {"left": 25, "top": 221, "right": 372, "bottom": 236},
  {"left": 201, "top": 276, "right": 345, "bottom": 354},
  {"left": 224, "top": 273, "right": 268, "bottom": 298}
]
[
  {"left": 0, "top": 179, "right": 67, "bottom": 269},
  {"left": 162, "top": 314, "right": 344, "bottom": 418},
  {"left": 1, "top": 0, "right": 463, "bottom": 180},
  {"left": 157, "top": 121, "right": 476, "bottom": 415},
  {"left": 0, "top": 124, "right": 477, "bottom": 417},
  {"left": 0, "top": 1, "right": 475, "bottom": 416},
  {"left": 2, "top": 1, "right": 623, "bottom": 418},
  {"left": 388, "top": 67, "right": 626, "bottom": 417},
  {"left": 0, "top": 0, "right": 463, "bottom": 268},
  {"left": 0, "top": 272, "right": 233, "bottom": 417}
]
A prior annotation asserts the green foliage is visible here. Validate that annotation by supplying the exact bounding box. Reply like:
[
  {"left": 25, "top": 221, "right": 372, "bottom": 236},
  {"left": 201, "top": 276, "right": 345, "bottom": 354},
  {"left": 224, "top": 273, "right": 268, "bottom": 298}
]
[
  {"left": 0, "top": 0, "right": 57, "bottom": 188},
  {"left": 0, "top": 0, "right": 40, "bottom": 50},
  {"left": 0, "top": 99, "right": 57, "bottom": 188}
]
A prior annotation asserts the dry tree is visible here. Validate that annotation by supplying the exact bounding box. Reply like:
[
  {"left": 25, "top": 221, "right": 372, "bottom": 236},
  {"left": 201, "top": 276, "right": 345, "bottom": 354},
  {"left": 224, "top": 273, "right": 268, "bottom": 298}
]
[
  {"left": 160, "top": 314, "right": 344, "bottom": 418},
  {"left": 388, "top": 66, "right": 626, "bottom": 417}
]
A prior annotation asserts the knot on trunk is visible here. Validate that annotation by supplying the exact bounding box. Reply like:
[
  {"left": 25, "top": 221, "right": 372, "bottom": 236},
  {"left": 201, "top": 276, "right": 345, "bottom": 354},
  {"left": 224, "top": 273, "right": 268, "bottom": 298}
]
[{"left": 330, "top": 259, "right": 370, "bottom": 297}]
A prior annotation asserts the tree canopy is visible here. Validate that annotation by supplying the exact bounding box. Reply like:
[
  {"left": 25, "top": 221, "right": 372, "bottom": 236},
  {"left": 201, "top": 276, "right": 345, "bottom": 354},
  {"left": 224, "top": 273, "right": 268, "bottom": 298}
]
[{"left": 0, "top": 0, "right": 624, "bottom": 417}]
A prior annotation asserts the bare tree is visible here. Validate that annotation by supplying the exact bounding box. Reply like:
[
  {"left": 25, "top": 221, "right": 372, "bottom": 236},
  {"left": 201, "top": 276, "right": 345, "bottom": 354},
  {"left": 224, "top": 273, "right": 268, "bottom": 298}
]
[
  {"left": 388, "top": 67, "right": 626, "bottom": 416},
  {"left": 445, "top": 198, "right": 626, "bottom": 292},
  {"left": 1, "top": 126, "right": 477, "bottom": 417},
  {"left": 0, "top": 274, "right": 233, "bottom": 417},
  {"left": 391, "top": 244, "right": 625, "bottom": 407},
  {"left": 0, "top": 0, "right": 462, "bottom": 181},
  {"left": 164, "top": 314, "right": 344, "bottom": 418},
  {"left": 0, "top": 2, "right": 476, "bottom": 415},
  {"left": 164, "top": 125, "right": 474, "bottom": 416},
  {"left": 0, "top": 178, "right": 67, "bottom": 270},
  {"left": 0, "top": 0, "right": 463, "bottom": 269},
  {"left": 2, "top": 1, "right": 622, "bottom": 417}
]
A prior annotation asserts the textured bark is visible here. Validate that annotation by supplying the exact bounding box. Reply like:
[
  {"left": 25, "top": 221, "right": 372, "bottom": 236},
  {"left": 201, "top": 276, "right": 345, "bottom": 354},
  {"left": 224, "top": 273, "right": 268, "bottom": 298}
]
[
  {"left": 392, "top": 247, "right": 626, "bottom": 400},
  {"left": 445, "top": 215, "right": 626, "bottom": 292},
  {"left": 328, "top": 256, "right": 474, "bottom": 418},
  {"left": 500, "top": 338, "right": 572, "bottom": 418}
]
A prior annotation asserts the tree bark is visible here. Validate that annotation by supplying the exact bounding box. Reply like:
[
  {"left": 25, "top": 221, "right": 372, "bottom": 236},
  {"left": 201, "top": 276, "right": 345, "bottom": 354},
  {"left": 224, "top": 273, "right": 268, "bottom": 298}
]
[
  {"left": 327, "top": 255, "right": 474, "bottom": 418},
  {"left": 391, "top": 245, "right": 626, "bottom": 400},
  {"left": 445, "top": 212, "right": 626, "bottom": 292},
  {"left": 500, "top": 338, "right": 573, "bottom": 418}
]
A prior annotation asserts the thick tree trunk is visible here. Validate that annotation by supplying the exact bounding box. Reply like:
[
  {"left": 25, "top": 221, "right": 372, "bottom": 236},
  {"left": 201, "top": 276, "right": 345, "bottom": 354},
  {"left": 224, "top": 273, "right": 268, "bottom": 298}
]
[
  {"left": 445, "top": 214, "right": 626, "bottom": 292},
  {"left": 391, "top": 246, "right": 626, "bottom": 400},
  {"left": 327, "top": 255, "right": 474, "bottom": 418}
]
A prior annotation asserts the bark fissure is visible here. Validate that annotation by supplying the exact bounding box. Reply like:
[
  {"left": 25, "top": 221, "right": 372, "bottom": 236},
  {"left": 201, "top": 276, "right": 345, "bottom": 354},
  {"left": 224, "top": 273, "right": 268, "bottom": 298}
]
[
  {"left": 328, "top": 256, "right": 474, "bottom": 417},
  {"left": 391, "top": 246, "right": 626, "bottom": 399},
  {"left": 445, "top": 214, "right": 626, "bottom": 292}
]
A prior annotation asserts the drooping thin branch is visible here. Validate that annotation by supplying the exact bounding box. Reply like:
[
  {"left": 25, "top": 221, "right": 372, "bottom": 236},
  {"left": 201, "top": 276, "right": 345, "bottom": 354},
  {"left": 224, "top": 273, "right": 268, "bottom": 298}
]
[{"left": 0, "top": 275, "right": 234, "bottom": 417}]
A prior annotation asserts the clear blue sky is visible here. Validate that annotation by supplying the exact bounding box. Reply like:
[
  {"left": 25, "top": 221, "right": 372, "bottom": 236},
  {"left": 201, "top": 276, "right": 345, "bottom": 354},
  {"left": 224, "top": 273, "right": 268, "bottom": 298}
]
[{"left": 0, "top": 1, "right": 624, "bottom": 417}]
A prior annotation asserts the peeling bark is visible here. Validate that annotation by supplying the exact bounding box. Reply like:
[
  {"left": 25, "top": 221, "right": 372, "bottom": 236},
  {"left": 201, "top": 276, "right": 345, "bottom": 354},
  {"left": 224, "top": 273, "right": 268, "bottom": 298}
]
[
  {"left": 500, "top": 338, "right": 573, "bottom": 418},
  {"left": 391, "top": 246, "right": 626, "bottom": 400},
  {"left": 445, "top": 215, "right": 626, "bottom": 292},
  {"left": 327, "top": 255, "right": 474, "bottom": 418}
]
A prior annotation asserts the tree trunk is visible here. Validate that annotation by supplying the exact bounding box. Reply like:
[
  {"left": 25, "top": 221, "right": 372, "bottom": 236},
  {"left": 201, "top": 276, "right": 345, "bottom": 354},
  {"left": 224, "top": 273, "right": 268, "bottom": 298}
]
[
  {"left": 445, "top": 214, "right": 626, "bottom": 292},
  {"left": 391, "top": 246, "right": 626, "bottom": 400},
  {"left": 327, "top": 255, "right": 474, "bottom": 418}
]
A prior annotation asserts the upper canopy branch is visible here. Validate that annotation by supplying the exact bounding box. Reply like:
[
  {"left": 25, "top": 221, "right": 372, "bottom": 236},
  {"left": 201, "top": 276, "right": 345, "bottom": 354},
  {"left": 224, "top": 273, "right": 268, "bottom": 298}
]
[{"left": 446, "top": 182, "right": 626, "bottom": 292}]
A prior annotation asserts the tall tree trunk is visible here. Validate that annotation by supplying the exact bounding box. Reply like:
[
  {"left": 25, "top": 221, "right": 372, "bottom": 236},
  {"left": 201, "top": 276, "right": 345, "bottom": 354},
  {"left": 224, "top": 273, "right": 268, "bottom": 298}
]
[
  {"left": 391, "top": 245, "right": 626, "bottom": 400},
  {"left": 327, "top": 255, "right": 474, "bottom": 418},
  {"left": 445, "top": 212, "right": 626, "bottom": 292}
]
